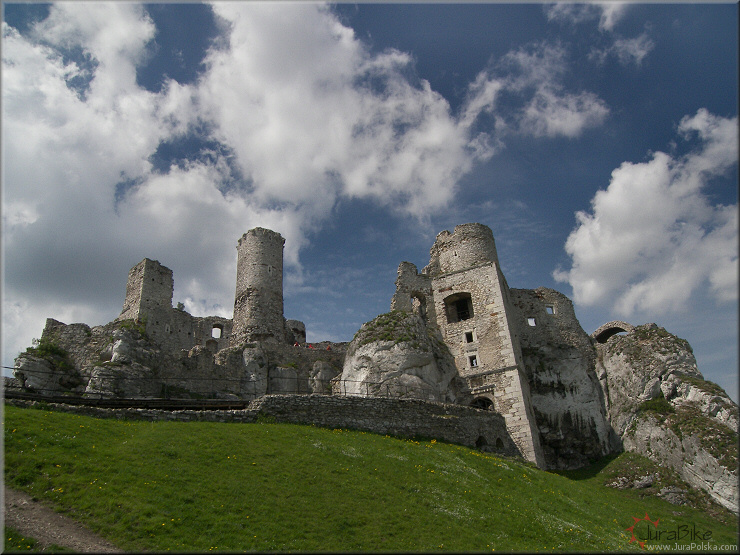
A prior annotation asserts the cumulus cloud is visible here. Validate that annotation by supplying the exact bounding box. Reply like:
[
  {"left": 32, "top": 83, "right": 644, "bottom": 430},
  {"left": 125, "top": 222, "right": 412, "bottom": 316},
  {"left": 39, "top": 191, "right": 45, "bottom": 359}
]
[
  {"left": 2, "top": 3, "right": 612, "bottom": 366},
  {"left": 461, "top": 42, "right": 609, "bottom": 139},
  {"left": 554, "top": 109, "right": 738, "bottom": 316}
]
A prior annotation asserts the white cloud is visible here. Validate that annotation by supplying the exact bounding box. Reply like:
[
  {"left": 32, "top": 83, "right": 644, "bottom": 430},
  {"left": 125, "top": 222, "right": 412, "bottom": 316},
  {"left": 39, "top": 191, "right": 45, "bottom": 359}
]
[
  {"left": 519, "top": 88, "right": 609, "bottom": 138},
  {"left": 196, "top": 2, "right": 479, "bottom": 223},
  {"left": 545, "top": 3, "right": 629, "bottom": 32},
  {"left": 596, "top": 3, "right": 629, "bottom": 32},
  {"left": 2, "top": 3, "right": 613, "bottom": 369},
  {"left": 462, "top": 42, "right": 609, "bottom": 139},
  {"left": 554, "top": 109, "right": 738, "bottom": 316},
  {"left": 547, "top": 3, "right": 652, "bottom": 68},
  {"left": 589, "top": 33, "right": 654, "bottom": 66}
]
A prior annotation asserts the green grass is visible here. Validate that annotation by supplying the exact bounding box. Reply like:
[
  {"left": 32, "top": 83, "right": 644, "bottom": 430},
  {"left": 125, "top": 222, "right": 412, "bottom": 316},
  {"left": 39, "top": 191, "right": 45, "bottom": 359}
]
[
  {"left": 4, "top": 526, "right": 72, "bottom": 552},
  {"left": 4, "top": 405, "right": 738, "bottom": 552}
]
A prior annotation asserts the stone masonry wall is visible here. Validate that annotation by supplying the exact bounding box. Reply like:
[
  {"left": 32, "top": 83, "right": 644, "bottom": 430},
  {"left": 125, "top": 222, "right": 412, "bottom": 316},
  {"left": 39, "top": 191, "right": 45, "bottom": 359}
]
[
  {"left": 509, "top": 287, "right": 617, "bottom": 468},
  {"left": 424, "top": 223, "right": 499, "bottom": 276},
  {"left": 390, "top": 223, "right": 545, "bottom": 467},
  {"left": 5, "top": 395, "right": 519, "bottom": 457},
  {"left": 118, "top": 258, "right": 173, "bottom": 322},
  {"left": 232, "top": 228, "right": 286, "bottom": 344}
]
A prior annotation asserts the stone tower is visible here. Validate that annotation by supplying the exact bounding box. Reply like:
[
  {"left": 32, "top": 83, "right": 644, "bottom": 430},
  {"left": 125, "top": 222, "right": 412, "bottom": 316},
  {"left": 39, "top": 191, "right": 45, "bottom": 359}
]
[
  {"left": 392, "top": 223, "right": 545, "bottom": 466},
  {"left": 231, "top": 227, "right": 286, "bottom": 345},
  {"left": 117, "top": 258, "right": 173, "bottom": 322}
]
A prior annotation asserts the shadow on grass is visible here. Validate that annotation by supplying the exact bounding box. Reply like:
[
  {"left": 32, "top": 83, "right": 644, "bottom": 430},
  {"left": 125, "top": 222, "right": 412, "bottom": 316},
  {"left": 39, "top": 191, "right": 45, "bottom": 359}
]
[{"left": 551, "top": 452, "right": 622, "bottom": 480}]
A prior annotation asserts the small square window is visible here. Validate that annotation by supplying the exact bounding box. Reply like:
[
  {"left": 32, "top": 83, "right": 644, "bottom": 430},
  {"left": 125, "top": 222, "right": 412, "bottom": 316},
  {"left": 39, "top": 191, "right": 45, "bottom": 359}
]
[
  {"left": 545, "top": 305, "right": 555, "bottom": 315},
  {"left": 464, "top": 331, "right": 475, "bottom": 343},
  {"left": 468, "top": 355, "right": 478, "bottom": 367},
  {"left": 527, "top": 317, "right": 536, "bottom": 326}
]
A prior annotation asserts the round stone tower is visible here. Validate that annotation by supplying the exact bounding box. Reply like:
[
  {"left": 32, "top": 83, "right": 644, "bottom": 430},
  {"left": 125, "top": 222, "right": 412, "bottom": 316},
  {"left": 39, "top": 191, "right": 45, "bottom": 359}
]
[
  {"left": 232, "top": 228, "right": 285, "bottom": 344},
  {"left": 425, "top": 223, "right": 499, "bottom": 276}
]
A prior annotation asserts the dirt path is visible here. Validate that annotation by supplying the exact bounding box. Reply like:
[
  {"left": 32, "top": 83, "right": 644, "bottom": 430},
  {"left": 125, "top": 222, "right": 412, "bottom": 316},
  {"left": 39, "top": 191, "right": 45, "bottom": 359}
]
[{"left": 4, "top": 487, "right": 123, "bottom": 552}]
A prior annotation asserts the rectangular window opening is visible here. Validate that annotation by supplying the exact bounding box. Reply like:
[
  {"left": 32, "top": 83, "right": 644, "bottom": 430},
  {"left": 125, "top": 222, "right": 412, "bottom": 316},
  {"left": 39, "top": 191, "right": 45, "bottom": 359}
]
[
  {"left": 527, "top": 317, "right": 536, "bottom": 326},
  {"left": 464, "top": 331, "right": 475, "bottom": 343},
  {"left": 545, "top": 305, "right": 555, "bottom": 315},
  {"left": 468, "top": 355, "right": 478, "bottom": 367}
]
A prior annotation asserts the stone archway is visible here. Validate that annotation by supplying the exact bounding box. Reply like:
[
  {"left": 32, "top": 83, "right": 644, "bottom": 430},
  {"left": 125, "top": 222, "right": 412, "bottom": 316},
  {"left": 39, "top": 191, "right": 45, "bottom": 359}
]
[{"left": 591, "top": 321, "right": 635, "bottom": 343}]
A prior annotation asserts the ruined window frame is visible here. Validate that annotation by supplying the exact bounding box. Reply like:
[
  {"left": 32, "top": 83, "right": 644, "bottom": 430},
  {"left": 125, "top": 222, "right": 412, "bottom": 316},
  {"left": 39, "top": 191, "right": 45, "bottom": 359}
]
[{"left": 444, "top": 292, "right": 474, "bottom": 324}]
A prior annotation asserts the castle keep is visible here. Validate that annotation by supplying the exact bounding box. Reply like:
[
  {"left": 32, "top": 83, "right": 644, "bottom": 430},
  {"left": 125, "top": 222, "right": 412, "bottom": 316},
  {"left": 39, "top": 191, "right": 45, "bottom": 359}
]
[{"left": 390, "top": 224, "right": 545, "bottom": 466}]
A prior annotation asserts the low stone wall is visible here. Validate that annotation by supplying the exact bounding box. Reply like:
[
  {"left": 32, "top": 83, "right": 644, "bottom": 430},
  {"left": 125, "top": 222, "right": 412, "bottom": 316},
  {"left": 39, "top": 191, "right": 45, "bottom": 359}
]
[{"left": 5, "top": 394, "right": 519, "bottom": 457}]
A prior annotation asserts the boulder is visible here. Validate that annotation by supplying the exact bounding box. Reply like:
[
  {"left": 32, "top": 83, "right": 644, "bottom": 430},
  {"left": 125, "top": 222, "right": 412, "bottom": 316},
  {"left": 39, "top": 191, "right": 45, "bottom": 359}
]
[
  {"left": 338, "top": 311, "right": 461, "bottom": 403},
  {"left": 14, "top": 355, "right": 65, "bottom": 395},
  {"left": 310, "top": 361, "right": 339, "bottom": 394}
]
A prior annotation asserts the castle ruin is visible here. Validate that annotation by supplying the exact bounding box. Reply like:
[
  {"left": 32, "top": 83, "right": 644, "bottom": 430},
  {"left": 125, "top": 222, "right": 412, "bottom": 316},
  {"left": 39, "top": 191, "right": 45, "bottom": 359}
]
[
  {"left": 11, "top": 222, "right": 739, "bottom": 513},
  {"left": 115, "top": 227, "right": 305, "bottom": 354}
]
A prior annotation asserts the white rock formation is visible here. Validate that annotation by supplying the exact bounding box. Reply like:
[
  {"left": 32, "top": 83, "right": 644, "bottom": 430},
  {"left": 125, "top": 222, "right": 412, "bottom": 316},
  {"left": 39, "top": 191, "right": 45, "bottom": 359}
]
[
  {"left": 339, "top": 311, "right": 462, "bottom": 403},
  {"left": 597, "top": 324, "right": 738, "bottom": 513}
]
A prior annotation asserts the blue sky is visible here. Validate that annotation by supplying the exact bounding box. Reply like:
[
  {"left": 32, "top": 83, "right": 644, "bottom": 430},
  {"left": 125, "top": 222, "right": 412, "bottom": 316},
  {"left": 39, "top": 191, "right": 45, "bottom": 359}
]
[{"left": 2, "top": 2, "right": 738, "bottom": 400}]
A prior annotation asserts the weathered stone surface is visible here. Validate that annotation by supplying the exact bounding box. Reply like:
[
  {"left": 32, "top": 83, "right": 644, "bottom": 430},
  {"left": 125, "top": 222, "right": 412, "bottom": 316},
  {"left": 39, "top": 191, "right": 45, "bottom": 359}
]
[
  {"left": 270, "top": 367, "right": 299, "bottom": 394},
  {"left": 14, "top": 355, "right": 68, "bottom": 395},
  {"left": 510, "top": 288, "right": 618, "bottom": 469},
  {"left": 310, "top": 361, "right": 339, "bottom": 394},
  {"left": 597, "top": 323, "right": 738, "bottom": 513},
  {"left": 596, "top": 324, "right": 705, "bottom": 435},
  {"left": 85, "top": 363, "right": 161, "bottom": 399},
  {"left": 624, "top": 413, "right": 738, "bottom": 513},
  {"left": 659, "top": 487, "right": 688, "bottom": 506},
  {"left": 339, "top": 312, "right": 462, "bottom": 403},
  {"left": 6, "top": 394, "right": 521, "bottom": 458}
]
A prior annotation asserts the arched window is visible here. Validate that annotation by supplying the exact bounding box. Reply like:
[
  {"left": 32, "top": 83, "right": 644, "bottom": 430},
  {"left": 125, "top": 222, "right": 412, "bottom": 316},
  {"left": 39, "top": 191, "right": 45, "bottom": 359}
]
[
  {"left": 211, "top": 324, "right": 223, "bottom": 339},
  {"left": 444, "top": 292, "right": 474, "bottom": 323}
]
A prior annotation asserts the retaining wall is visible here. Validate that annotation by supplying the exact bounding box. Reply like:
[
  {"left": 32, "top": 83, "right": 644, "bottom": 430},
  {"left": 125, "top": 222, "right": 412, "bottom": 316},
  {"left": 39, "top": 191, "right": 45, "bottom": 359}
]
[{"left": 5, "top": 394, "right": 520, "bottom": 457}]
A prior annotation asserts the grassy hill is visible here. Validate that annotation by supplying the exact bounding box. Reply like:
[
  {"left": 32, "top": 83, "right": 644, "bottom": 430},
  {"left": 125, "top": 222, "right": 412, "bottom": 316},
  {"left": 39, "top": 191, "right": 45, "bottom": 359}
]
[{"left": 4, "top": 404, "right": 738, "bottom": 552}]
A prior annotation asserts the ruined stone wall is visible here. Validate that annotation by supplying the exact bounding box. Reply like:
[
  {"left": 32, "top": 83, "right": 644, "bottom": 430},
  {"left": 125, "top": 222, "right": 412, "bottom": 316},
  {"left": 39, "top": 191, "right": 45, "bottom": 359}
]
[
  {"left": 509, "top": 288, "right": 616, "bottom": 468},
  {"left": 114, "top": 258, "right": 236, "bottom": 353},
  {"left": 432, "top": 264, "right": 518, "bottom": 377},
  {"left": 391, "top": 223, "right": 545, "bottom": 466},
  {"left": 232, "top": 228, "right": 286, "bottom": 344},
  {"left": 118, "top": 259, "right": 173, "bottom": 322},
  {"left": 5, "top": 395, "right": 519, "bottom": 457},
  {"left": 424, "top": 223, "right": 499, "bottom": 276},
  {"left": 390, "top": 262, "right": 434, "bottom": 321},
  {"left": 509, "top": 288, "right": 594, "bottom": 357}
]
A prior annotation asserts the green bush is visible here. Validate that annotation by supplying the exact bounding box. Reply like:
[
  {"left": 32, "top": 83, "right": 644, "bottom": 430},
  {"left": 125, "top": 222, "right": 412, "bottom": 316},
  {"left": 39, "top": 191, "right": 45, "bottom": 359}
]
[{"left": 637, "top": 394, "right": 674, "bottom": 416}]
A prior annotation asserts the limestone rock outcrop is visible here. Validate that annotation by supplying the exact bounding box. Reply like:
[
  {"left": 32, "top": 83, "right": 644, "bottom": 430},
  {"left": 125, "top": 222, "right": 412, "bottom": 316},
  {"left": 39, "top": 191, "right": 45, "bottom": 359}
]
[
  {"left": 597, "top": 324, "right": 738, "bottom": 513},
  {"left": 339, "top": 311, "right": 465, "bottom": 403}
]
